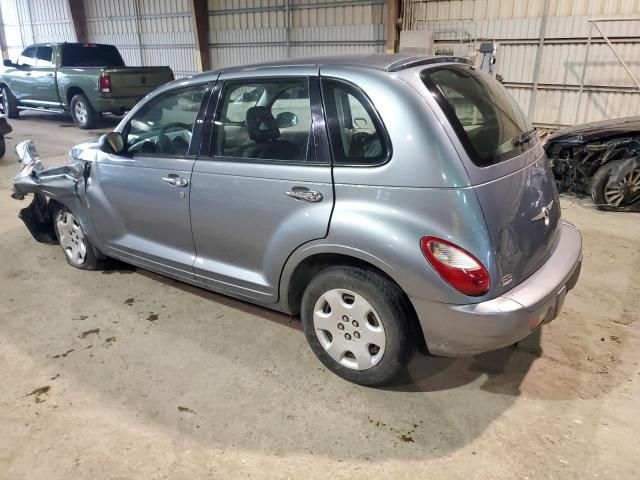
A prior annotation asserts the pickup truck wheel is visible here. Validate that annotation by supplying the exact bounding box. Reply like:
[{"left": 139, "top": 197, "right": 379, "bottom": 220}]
[
  {"left": 53, "top": 206, "right": 101, "bottom": 270},
  {"left": 1, "top": 87, "right": 19, "bottom": 118},
  {"left": 301, "top": 266, "right": 416, "bottom": 386},
  {"left": 70, "top": 94, "right": 97, "bottom": 129}
]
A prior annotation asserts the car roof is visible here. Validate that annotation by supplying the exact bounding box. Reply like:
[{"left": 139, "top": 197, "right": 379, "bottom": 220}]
[{"left": 217, "top": 54, "right": 471, "bottom": 74}]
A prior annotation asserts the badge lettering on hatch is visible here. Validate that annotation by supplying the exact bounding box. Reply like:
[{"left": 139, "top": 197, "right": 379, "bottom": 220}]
[{"left": 531, "top": 200, "right": 554, "bottom": 226}]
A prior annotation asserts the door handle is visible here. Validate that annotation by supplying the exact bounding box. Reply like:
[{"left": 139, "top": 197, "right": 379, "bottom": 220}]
[
  {"left": 286, "top": 186, "right": 323, "bottom": 202},
  {"left": 25, "top": 72, "right": 31, "bottom": 76},
  {"left": 162, "top": 174, "right": 189, "bottom": 187},
  {"left": 46, "top": 73, "right": 53, "bottom": 77}
]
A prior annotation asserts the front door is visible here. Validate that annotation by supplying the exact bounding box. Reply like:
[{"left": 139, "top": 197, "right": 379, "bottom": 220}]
[
  {"left": 87, "top": 83, "right": 209, "bottom": 282},
  {"left": 30, "top": 45, "right": 60, "bottom": 105},
  {"left": 189, "top": 68, "right": 334, "bottom": 303}
]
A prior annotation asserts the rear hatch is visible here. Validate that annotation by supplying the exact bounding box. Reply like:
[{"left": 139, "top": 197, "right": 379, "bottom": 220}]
[
  {"left": 104, "top": 67, "right": 174, "bottom": 98},
  {"left": 421, "top": 65, "right": 560, "bottom": 296}
]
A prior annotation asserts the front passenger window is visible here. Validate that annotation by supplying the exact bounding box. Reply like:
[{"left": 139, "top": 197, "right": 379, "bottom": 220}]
[
  {"left": 124, "top": 85, "right": 206, "bottom": 157},
  {"left": 18, "top": 46, "right": 37, "bottom": 67}
]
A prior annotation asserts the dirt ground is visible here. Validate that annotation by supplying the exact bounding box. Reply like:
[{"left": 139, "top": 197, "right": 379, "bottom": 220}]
[{"left": 0, "top": 112, "right": 639, "bottom": 480}]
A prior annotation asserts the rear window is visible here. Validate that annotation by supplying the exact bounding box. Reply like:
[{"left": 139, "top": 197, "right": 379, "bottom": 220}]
[
  {"left": 61, "top": 44, "right": 125, "bottom": 68},
  {"left": 421, "top": 65, "right": 532, "bottom": 167}
]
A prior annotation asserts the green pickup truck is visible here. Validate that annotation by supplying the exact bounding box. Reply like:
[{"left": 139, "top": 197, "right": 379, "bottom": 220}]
[{"left": 0, "top": 42, "right": 174, "bottom": 129}]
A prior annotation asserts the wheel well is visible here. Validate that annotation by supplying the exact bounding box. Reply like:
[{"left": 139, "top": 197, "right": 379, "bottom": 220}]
[
  {"left": 66, "top": 87, "right": 84, "bottom": 107},
  {"left": 286, "top": 253, "right": 427, "bottom": 352}
]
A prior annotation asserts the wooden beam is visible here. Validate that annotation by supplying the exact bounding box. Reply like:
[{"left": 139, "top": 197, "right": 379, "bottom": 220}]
[
  {"left": 385, "top": 0, "right": 401, "bottom": 54},
  {"left": 68, "top": 0, "right": 88, "bottom": 43},
  {"left": 189, "top": 0, "right": 211, "bottom": 72}
]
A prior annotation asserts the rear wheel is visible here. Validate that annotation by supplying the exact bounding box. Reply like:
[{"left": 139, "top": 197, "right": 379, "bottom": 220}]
[
  {"left": 301, "top": 266, "right": 416, "bottom": 386},
  {"left": 1, "top": 86, "right": 19, "bottom": 118},
  {"left": 53, "top": 206, "right": 101, "bottom": 270},
  {"left": 591, "top": 160, "right": 640, "bottom": 211},
  {"left": 70, "top": 94, "right": 97, "bottom": 129}
]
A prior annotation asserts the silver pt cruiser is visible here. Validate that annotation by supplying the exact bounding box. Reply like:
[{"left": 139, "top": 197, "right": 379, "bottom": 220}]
[{"left": 12, "top": 55, "right": 582, "bottom": 386}]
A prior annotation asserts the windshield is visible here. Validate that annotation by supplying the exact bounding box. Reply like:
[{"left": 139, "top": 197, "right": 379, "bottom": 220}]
[
  {"left": 421, "top": 65, "right": 532, "bottom": 167},
  {"left": 61, "top": 44, "right": 125, "bottom": 68}
]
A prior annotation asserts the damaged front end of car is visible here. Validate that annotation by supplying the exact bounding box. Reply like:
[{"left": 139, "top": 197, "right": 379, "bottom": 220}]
[
  {"left": 545, "top": 117, "right": 640, "bottom": 211},
  {"left": 12, "top": 140, "right": 90, "bottom": 243}
]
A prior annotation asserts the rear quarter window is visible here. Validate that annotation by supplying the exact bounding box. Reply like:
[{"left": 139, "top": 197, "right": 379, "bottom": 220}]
[{"left": 421, "top": 65, "right": 532, "bottom": 167}]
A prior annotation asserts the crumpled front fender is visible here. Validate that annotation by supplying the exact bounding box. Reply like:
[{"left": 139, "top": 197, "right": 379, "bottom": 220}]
[{"left": 11, "top": 140, "right": 90, "bottom": 243}]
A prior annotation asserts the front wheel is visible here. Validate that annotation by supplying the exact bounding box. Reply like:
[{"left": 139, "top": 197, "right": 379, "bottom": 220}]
[
  {"left": 1, "top": 86, "right": 19, "bottom": 118},
  {"left": 53, "top": 207, "right": 101, "bottom": 270},
  {"left": 591, "top": 160, "right": 640, "bottom": 211},
  {"left": 301, "top": 266, "right": 416, "bottom": 386},
  {"left": 70, "top": 94, "right": 98, "bottom": 129}
]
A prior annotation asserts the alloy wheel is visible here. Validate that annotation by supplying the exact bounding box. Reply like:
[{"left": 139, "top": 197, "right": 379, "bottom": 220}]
[
  {"left": 74, "top": 101, "right": 88, "bottom": 124},
  {"left": 604, "top": 166, "right": 640, "bottom": 207}
]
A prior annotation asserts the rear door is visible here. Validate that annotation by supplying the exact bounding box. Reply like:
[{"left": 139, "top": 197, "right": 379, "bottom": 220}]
[
  {"left": 189, "top": 67, "right": 333, "bottom": 303},
  {"left": 420, "top": 65, "right": 560, "bottom": 294},
  {"left": 87, "top": 83, "right": 209, "bottom": 281}
]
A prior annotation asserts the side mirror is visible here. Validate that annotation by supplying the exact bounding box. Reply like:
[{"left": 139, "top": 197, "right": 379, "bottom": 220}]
[
  {"left": 98, "top": 132, "right": 125, "bottom": 155},
  {"left": 275, "top": 111, "right": 298, "bottom": 129},
  {"left": 3, "top": 59, "right": 14, "bottom": 67}
]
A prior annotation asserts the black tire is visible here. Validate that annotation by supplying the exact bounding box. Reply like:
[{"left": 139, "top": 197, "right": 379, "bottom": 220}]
[
  {"left": 52, "top": 205, "right": 102, "bottom": 270},
  {"left": 301, "top": 266, "right": 416, "bottom": 386},
  {"left": 2, "top": 86, "right": 19, "bottom": 119},
  {"left": 70, "top": 94, "right": 98, "bottom": 129},
  {"left": 0, "top": 136, "right": 5, "bottom": 158},
  {"left": 591, "top": 160, "right": 640, "bottom": 211}
]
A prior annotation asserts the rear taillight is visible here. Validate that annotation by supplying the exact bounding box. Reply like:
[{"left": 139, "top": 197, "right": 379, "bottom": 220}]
[
  {"left": 99, "top": 74, "right": 111, "bottom": 93},
  {"left": 420, "top": 236, "right": 490, "bottom": 296}
]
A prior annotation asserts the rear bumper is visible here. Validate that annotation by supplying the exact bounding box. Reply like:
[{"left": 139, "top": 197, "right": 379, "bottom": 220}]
[
  {"left": 410, "top": 222, "right": 582, "bottom": 357},
  {"left": 92, "top": 96, "right": 144, "bottom": 114}
]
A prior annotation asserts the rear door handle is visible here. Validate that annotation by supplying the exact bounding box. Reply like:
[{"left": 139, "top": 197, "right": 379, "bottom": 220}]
[
  {"left": 162, "top": 173, "right": 189, "bottom": 187},
  {"left": 286, "top": 186, "right": 323, "bottom": 202}
]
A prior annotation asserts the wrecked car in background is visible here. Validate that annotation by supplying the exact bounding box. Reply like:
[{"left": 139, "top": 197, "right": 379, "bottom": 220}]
[
  {"left": 545, "top": 116, "right": 640, "bottom": 211},
  {"left": 0, "top": 117, "right": 12, "bottom": 158}
]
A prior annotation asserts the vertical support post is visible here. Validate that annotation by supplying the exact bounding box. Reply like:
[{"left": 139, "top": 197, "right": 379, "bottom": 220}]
[
  {"left": 133, "top": 0, "right": 144, "bottom": 66},
  {"left": 528, "top": 0, "right": 550, "bottom": 121},
  {"left": 0, "top": 4, "right": 9, "bottom": 60},
  {"left": 188, "top": 0, "right": 211, "bottom": 72},
  {"left": 285, "top": 0, "right": 290, "bottom": 58},
  {"left": 574, "top": 22, "right": 593, "bottom": 125},
  {"left": 67, "top": 0, "right": 87, "bottom": 43},
  {"left": 386, "top": 0, "right": 400, "bottom": 54}
]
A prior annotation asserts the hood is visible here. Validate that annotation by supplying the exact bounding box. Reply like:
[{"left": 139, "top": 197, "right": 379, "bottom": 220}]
[{"left": 545, "top": 116, "right": 640, "bottom": 151}]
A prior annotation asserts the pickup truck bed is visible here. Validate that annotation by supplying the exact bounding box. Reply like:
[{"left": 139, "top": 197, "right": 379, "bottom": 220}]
[{"left": 0, "top": 42, "right": 174, "bottom": 129}]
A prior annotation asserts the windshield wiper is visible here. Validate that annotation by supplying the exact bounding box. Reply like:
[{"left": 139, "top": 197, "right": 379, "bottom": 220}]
[{"left": 514, "top": 128, "right": 537, "bottom": 146}]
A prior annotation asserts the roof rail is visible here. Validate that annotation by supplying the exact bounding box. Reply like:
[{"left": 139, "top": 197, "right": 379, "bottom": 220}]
[{"left": 385, "top": 56, "right": 472, "bottom": 72}]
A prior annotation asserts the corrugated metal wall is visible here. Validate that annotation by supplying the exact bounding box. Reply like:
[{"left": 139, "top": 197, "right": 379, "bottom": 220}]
[
  {"left": 403, "top": 0, "right": 640, "bottom": 127},
  {"left": 1, "top": 0, "right": 76, "bottom": 59},
  {"left": 208, "top": 0, "right": 387, "bottom": 68},
  {"left": 84, "top": 0, "right": 197, "bottom": 77}
]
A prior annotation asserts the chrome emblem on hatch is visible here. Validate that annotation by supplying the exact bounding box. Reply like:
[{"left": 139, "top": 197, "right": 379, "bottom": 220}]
[{"left": 531, "top": 200, "right": 554, "bottom": 226}]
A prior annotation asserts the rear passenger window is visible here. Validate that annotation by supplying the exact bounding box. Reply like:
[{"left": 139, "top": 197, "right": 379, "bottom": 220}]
[
  {"left": 322, "top": 79, "right": 388, "bottom": 165},
  {"left": 213, "top": 78, "right": 311, "bottom": 163},
  {"left": 36, "top": 46, "right": 53, "bottom": 67}
]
